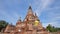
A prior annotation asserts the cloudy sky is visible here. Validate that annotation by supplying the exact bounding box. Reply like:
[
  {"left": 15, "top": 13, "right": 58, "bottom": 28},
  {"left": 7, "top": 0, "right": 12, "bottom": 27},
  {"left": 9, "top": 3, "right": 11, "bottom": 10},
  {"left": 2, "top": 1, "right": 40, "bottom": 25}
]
[{"left": 0, "top": 0, "right": 60, "bottom": 27}]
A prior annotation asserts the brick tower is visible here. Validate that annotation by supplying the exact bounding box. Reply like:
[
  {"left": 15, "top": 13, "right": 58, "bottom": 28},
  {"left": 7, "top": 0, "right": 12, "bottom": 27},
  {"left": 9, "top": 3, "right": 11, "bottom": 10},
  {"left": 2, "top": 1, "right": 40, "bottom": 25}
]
[{"left": 4, "top": 6, "right": 49, "bottom": 34}]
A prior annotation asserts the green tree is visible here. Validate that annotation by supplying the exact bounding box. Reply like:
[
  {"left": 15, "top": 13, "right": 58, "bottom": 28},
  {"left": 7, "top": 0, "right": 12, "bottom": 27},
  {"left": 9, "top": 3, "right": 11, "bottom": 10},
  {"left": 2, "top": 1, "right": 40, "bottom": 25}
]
[
  {"left": 0, "top": 20, "right": 8, "bottom": 32},
  {"left": 46, "top": 24, "right": 57, "bottom": 32}
]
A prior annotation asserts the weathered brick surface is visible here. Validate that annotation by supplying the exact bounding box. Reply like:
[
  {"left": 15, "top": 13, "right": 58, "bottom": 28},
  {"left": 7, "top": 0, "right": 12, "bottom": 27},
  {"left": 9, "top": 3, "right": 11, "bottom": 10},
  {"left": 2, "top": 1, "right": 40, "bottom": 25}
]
[{"left": 2, "top": 6, "right": 49, "bottom": 34}]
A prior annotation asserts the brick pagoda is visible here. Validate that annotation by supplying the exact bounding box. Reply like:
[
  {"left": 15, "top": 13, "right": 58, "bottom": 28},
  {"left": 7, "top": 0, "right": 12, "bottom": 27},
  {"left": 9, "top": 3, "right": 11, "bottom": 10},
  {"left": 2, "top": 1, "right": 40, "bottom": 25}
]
[{"left": 4, "top": 6, "right": 49, "bottom": 34}]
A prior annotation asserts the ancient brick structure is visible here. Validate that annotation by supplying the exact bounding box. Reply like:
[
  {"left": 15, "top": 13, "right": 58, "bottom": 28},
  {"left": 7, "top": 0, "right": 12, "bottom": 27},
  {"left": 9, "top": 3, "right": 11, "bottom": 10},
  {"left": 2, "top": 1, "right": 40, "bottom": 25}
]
[{"left": 3, "top": 6, "right": 49, "bottom": 34}]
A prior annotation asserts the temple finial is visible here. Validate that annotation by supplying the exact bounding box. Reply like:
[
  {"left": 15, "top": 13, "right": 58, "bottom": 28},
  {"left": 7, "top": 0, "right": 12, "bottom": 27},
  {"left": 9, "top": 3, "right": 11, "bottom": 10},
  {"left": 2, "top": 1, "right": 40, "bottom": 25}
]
[
  {"left": 29, "top": 6, "right": 32, "bottom": 9},
  {"left": 18, "top": 17, "right": 21, "bottom": 21},
  {"left": 19, "top": 17, "right": 21, "bottom": 19},
  {"left": 35, "top": 13, "right": 37, "bottom": 16},
  {"left": 29, "top": 3, "right": 32, "bottom": 9}
]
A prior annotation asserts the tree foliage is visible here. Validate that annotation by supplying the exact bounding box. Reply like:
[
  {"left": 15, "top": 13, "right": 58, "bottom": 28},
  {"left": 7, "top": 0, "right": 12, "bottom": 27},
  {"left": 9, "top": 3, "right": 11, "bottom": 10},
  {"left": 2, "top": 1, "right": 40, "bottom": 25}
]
[
  {"left": 0, "top": 20, "right": 8, "bottom": 32},
  {"left": 46, "top": 24, "right": 60, "bottom": 32}
]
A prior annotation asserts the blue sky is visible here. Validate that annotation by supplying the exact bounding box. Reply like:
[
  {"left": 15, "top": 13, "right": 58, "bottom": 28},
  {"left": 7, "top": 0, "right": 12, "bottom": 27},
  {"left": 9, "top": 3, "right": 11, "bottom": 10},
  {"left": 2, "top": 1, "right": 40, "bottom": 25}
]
[{"left": 0, "top": 0, "right": 60, "bottom": 27}]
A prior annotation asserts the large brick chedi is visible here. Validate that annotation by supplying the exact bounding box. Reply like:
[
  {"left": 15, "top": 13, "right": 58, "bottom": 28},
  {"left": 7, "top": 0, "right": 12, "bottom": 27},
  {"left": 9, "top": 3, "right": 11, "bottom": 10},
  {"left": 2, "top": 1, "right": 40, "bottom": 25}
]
[{"left": 4, "top": 6, "right": 49, "bottom": 34}]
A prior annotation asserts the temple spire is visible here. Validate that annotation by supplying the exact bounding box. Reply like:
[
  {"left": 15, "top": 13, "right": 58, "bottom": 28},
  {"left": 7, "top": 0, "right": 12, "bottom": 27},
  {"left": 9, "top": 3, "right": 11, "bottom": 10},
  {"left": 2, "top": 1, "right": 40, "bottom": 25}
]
[
  {"left": 34, "top": 13, "right": 39, "bottom": 21},
  {"left": 16, "top": 17, "right": 22, "bottom": 25},
  {"left": 29, "top": 3, "right": 31, "bottom": 9},
  {"left": 35, "top": 13, "right": 37, "bottom": 16},
  {"left": 27, "top": 6, "right": 33, "bottom": 15},
  {"left": 18, "top": 17, "right": 21, "bottom": 21}
]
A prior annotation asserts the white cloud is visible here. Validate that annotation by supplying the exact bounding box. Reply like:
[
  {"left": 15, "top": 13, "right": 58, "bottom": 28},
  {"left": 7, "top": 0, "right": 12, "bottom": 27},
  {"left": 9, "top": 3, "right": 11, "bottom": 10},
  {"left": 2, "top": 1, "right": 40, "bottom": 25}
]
[
  {"left": 44, "top": 7, "right": 60, "bottom": 10},
  {"left": 0, "top": 11, "right": 16, "bottom": 24},
  {"left": 41, "top": 10, "right": 60, "bottom": 27},
  {"left": 0, "top": 10, "right": 23, "bottom": 25},
  {"left": 32, "top": 0, "right": 54, "bottom": 17},
  {"left": 43, "top": 21, "right": 60, "bottom": 28},
  {"left": 0, "top": 11, "right": 13, "bottom": 19}
]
